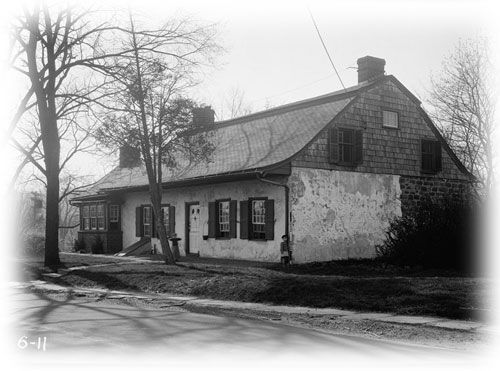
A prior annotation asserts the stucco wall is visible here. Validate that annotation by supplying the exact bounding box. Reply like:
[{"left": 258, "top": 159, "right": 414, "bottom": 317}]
[
  {"left": 121, "top": 178, "right": 286, "bottom": 262},
  {"left": 288, "top": 167, "right": 402, "bottom": 262}
]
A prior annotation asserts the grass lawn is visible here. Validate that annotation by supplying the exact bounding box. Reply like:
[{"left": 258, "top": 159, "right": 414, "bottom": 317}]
[{"left": 20, "top": 253, "right": 488, "bottom": 321}]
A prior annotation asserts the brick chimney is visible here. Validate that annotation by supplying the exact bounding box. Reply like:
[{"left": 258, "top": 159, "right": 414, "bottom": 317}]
[
  {"left": 192, "top": 106, "right": 215, "bottom": 126},
  {"left": 357, "top": 56, "right": 386, "bottom": 83},
  {"left": 119, "top": 145, "right": 141, "bottom": 168}
]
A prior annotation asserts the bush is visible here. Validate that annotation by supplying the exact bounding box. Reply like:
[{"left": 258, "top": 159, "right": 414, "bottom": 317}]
[
  {"left": 91, "top": 236, "right": 104, "bottom": 254},
  {"left": 73, "top": 239, "right": 86, "bottom": 253},
  {"left": 376, "top": 195, "right": 476, "bottom": 272}
]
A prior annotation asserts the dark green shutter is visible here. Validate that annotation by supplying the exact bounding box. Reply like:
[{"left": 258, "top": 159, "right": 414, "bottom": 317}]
[
  {"left": 329, "top": 128, "right": 339, "bottom": 163},
  {"left": 135, "top": 207, "right": 143, "bottom": 237},
  {"left": 229, "top": 200, "right": 237, "bottom": 238},
  {"left": 208, "top": 202, "right": 216, "bottom": 238},
  {"left": 434, "top": 141, "right": 442, "bottom": 172},
  {"left": 169, "top": 205, "right": 176, "bottom": 237},
  {"left": 355, "top": 130, "right": 363, "bottom": 164},
  {"left": 239, "top": 201, "right": 249, "bottom": 239},
  {"left": 264, "top": 199, "right": 275, "bottom": 240}
]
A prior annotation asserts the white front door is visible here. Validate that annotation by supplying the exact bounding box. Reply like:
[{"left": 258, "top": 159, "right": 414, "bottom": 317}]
[{"left": 188, "top": 204, "right": 202, "bottom": 254}]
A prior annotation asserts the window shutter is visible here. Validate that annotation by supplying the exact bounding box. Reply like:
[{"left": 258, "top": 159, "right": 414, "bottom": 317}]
[
  {"left": 169, "top": 206, "right": 176, "bottom": 237},
  {"left": 152, "top": 206, "right": 158, "bottom": 238},
  {"left": 329, "top": 128, "right": 339, "bottom": 163},
  {"left": 229, "top": 200, "right": 237, "bottom": 238},
  {"left": 135, "top": 207, "right": 143, "bottom": 237},
  {"left": 239, "top": 201, "right": 249, "bottom": 239},
  {"left": 355, "top": 130, "right": 363, "bottom": 164},
  {"left": 264, "top": 199, "right": 275, "bottom": 240},
  {"left": 434, "top": 141, "right": 442, "bottom": 172},
  {"left": 208, "top": 202, "right": 216, "bottom": 238}
]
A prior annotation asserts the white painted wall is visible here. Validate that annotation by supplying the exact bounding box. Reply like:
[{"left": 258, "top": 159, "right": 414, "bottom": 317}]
[
  {"left": 288, "top": 167, "right": 402, "bottom": 262},
  {"left": 121, "top": 179, "right": 286, "bottom": 262}
]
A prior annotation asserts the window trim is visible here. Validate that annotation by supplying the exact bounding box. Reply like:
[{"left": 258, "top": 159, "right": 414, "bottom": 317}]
[
  {"left": 248, "top": 197, "right": 268, "bottom": 241},
  {"left": 382, "top": 109, "right": 399, "bottom": 129}
]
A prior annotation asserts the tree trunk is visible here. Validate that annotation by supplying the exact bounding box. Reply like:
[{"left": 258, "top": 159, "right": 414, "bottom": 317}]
[
  {"left": 44, "top": 166, "right": 61, "bottom": 267},
  {"left": 149, "top": 188, "right": 175, "bottom": 264}
]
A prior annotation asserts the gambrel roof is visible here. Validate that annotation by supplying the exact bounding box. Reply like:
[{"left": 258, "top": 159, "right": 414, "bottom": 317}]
[{"left": 76, "top": 75, "right": 472, "bottom": 198}]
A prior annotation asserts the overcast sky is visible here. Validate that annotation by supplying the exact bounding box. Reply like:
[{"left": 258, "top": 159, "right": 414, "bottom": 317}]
[{"left": 2, "top": 0, "right": 498, "bottom": 182}]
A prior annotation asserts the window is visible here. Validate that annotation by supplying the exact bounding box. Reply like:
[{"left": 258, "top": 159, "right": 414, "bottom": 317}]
[
  {"left": 339, "top": 129, "right": 355, "bottom": 164},
  {"left": 97, "top": 204, "right": 105, "bottom": 230},
  {"left": 90, "top": 204, "right": 97, "bottom": 229},
  {"left": 421, "top": 139, "right": 442, "bottom": 173},
  {"left": 218, "top": 201, "right": 230, "bottom": 238},
  {"left": 143, "top": 206, "right": 152, "bottom": 236},
  {"left": 383, "top": 110, "right": 399, "bottom": 128},
  {"left": 110, "top": 205, "right": 120, "bottom": 223},
  {"left": 329, "top": 128, "right": 362, "bottom": 166},
  {"left": 239, "top": 199, "right": 274, "bottom": 240},
  {"left": 251, "top": 200, "right": 266, "bottom": 240},
  {"left": 161, "top": 206, "right": 170, "bottom": 235},
  {"left": 82, "top": 205, "right": 90, "bottom": 230},
  {"left": 208, "top": 200, "right": 236, "bottom": 239}
]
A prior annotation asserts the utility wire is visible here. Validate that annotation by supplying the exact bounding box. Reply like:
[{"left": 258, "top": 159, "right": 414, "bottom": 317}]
[{"left": 307, "top": 7, "right": 346, "bottom": 91}]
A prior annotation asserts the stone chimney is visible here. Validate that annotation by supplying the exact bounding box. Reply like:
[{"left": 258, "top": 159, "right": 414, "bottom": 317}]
[
  {"left": 119, "top": 145, "right": 141, "bottom": 168},
  {"left": 192, "top": 106, "right": 215, "bottom": 126},
  {"left": 357, "top": 56, "right": 386, "bottom": 83}
]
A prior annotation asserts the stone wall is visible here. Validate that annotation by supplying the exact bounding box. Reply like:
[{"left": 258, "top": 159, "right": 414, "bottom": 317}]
[{"left": 399, "top": 176, "right": 471, "bottom": 215}]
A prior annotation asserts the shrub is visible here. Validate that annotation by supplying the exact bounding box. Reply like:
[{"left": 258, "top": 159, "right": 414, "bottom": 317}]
[
  {"left": 376, "top": 195, "right": 476, "bottom": 272},
  {"left": 91, "top": 235, "right": 104, "bottom": 254},
  {"left": 73, "top": 239, "right": 86, "bottom": 253}
]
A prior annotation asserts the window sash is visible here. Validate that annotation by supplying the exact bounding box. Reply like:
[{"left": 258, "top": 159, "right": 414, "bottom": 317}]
[
  {"left": 383, "top": 110, "right": 399, "bottom": 128},
  {"left": 338, "top": 129, "right": 355, "bottom": 164},
  {"left": 143, "top": 206, "right": 152, "bottom": 236},
  {"left": 110, "top": 205, "right": 119, "bottom": 223},
  {"left": 218, "top": 201, "right": 230, "bottom": 233},
  {"left": 161, "top": 207, "right": 170, "bottom": 235}
]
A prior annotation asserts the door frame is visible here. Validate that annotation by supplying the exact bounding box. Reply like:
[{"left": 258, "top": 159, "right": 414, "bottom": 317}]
[{"left": 185, "top": 201, "right": 200, "bottom": 255}]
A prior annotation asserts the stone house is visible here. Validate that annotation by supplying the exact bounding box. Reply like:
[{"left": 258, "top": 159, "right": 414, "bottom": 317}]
[{"left": 71, "top": 56, "right": 473, "bottom": 262}]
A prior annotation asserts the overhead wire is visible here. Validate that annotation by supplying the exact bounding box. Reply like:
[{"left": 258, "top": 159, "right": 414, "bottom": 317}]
[{"left": 307, "top": 7, "right": 346, "bottom": 91}]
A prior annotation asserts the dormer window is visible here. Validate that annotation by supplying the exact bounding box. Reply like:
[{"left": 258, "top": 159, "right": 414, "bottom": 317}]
[{"left": 382, "top": 110, "right": 399, "bottom": 128}]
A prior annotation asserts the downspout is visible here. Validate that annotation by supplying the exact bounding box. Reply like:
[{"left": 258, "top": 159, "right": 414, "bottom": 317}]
[{"left": 256, "top": 172, "right": 289, "bottom": 238}]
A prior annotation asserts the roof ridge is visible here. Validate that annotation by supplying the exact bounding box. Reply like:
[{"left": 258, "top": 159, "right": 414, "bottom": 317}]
[{"left": 184, "top": 75, "right": 387, "bottom": 135}]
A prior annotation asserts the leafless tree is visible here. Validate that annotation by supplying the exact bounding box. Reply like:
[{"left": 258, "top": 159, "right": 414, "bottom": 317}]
[
  {"left": 427, "top": 37, "right": 496, "bottom": 195},
  {"left": 217, "top": 87, "right": 253, "bottom": 120},
  {"left": 95, "top": 13, "right": 221, "bottom": 264},
  {"left": 9, "top": 3, "right": 131, "bottom": 267}
]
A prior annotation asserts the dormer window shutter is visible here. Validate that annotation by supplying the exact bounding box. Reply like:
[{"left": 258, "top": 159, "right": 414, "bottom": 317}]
[
  {"left": 355, "top": 130, "right": 363, "bottom": 164},
  {"left": 435, "top": 141, "right": 442, "bottom": 172},
  {"left": 328, "top": 127, "right": 339, "bottom": 164}
]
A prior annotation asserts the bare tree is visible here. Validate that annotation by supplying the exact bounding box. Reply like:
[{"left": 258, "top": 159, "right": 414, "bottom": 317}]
[
  {"left": 9, "top": 4, "right": 125, "bottom": 267},
  {"left": 217, "top": 87, "right": 253, "bottom": 120},
  {"left": 95, "top": 14, "right": 220, "bottom": 264},
  {"left": 427, "top": 37, "right": 496, "bottom": 195}
]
